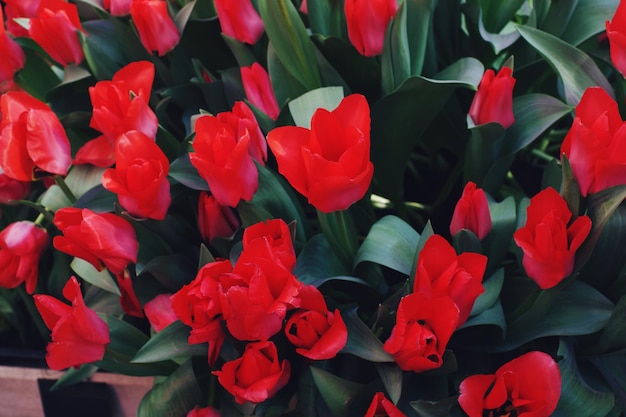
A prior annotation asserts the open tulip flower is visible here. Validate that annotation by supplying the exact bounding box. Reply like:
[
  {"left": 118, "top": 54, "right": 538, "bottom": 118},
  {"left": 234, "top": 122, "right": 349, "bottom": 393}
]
[{"left": 0, "top": 1, "right": 625, "bottom": 416}]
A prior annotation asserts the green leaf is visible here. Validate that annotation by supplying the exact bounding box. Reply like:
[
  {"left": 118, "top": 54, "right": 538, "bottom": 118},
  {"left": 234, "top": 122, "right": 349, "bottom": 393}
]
[
  {"left": 137, "top": 360, "right": 204, "bottom": 417},
  {"left": 288, "top": 86, "right": 344, "bottom": 128},
  {"left": 133, "top": 321, "right": 207, "bottom": 363},
  {"left": 168, "top": 154, "right": 209, "bottom": 191},
  {"left": 470, "top": 268, "right": 504, "bottom": 317},
  {"left": 516, "top": 25, "right": 614, "bottom": 105},
  {"left": 411, "top": 396, "right": 464, "bottom": 417},
  {"left": 480, "top": 0, "right": 525, "bottom": 33},
  {"left": 14, "top": 42, "right": 62, "bottom": 100},
  {"left": 354, "top": 215, "right": 419, "bottom": 276},
  {"left": 405, "top": 0, "right": 436, "bottom": 77},
  {"left": 381, "top": 1, "right": 410, "bottom": 94},
  {"left": 464, "top": 122, "right": 506, "bottom": 190},
  {"left": 376, "top": 363, "right": 403, "bottom": 404},
  {"left": 258, "top": 0, "right": 321, "bottom": 90},
  {"left": 458, "top": 300, "right": 506, "bottom": 344},
  {"left": 590, "top": 351, "right": 626, "bottom": 411},
  {"left": 478, "top": 14, "right": 521, "bottom": 55},
  {"left": 310, "top": 366, "right": 364, "bottom": 417},
  {"left": 71, "top": 258, "right": 120, "bottom": 296},
  {"left": 50, "top": 364, "right": 98, "bottom": 391},
  {"left": 576, "top": 185, "right": 626, "bottom": 270},
  {"left": 371, "top": 58, "right": 483, "bottom": 202},
  {"left": 294, "top": 234, "right": 350, "bottom": 285},
  {"left": 483, "top": 196, "right": 517, "bottom": 274},
  {"left": 342, "top": 308, "right": 394, "bottom": 362},
  {"left": 268, "top": 42, "right": 308, "bottom": 108},
  {"left": 561, "top": 0, "right": 620, "bottom": 46},
  {"left": 555, "top": 338, "right": 616, "bottom": 417},
  {"left": 501, "top": 94, "right": 573, "bottom": 156},
  {"left": 585, "top": 295, "right": 626, "bottom": 354},
  {"left": 498, "top": 281, "right": 614, "bottom": 351},
  {"left": 74, "top": 185, "right": 118, "bottom": 212}
]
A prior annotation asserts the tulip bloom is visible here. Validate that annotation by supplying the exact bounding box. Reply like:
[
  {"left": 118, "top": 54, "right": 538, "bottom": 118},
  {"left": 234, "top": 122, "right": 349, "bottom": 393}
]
[
  {"left": 241, "top": 218, "right": 296, "bottom": 271},
  {"left": 449, "top": 181, "right": 492, "bottom": 240},
  {"left": 116, "top": 269, "right": 144, "bottom": 318},
  {"left": 458, "top": 351, "right": 561, "bottom": 417},
  {"left": 607, "top": 0, "right": 626, "bottom": 77},
  {"left": 29, "top": 0, "right": 85, "bottom": 66},
  {"left": 285, "top": 285, "right": 347, "bottom": 360},
  {"left": 3, "top": 0, "right": 40, "bottom": 37},
  {"left": 0, "top": 7, "right": 25, "bottom": 85},
  {"left": 189, "top": 103, "right": 266, "bottom": 207},
  {"left": 383, "top": 293, "right": 459, "bottom": 373},
  {"left": 103, "top": 0, "right": 132, "bottom": 16},
  {"left": 77, "top": 61, "right": 157, "bottom": 167},
  {"left": 102, "top": 131, "right": 171, "bottom": 220},
  {"left": 0, "top": 169, "right": 30, "bottom": 204},
  {"left": 170, "top": 260, "right": 232, "bottom": 365},
  {"left": 413, "top": 234, "right": 486, "bottom": 327},
  {"left": 0, "top": 221, "right": 48, "bottom": 294},
  {"left": 213, "top": 340, "right": 291, "bottom": 404},
  {"left": 240, "top": 63, "right": 280, "bottom": 120},
  {"left": 468, "top": 67, "right": 516, "bottom": 128},
  {"left": 267, "top": 94, "right": 374, "bottom": 213},
  {"left": 514, "top": 187, "right": 591, "bottom": 289},
  {"left": 364, "top": 392, "right": 406, "bottom": 417},
  {"left": 53, "top": 207, "right": 139, "bottom": 275},
  {"left": 0, "top": 91, "right": 72, "bottom": 181},
  {"left": 186, "top": 406, "right": 221, "bottom": 417},
  {"left": 560, "top": 87, "right": 626, "bottom": 196},
  {"left": 144, "top": 294, "right": 177, "bottom": 333},
  {"left": 34, "top": 276, "right": 111, "bottom": 370},
  {"left": 214, "top": 0, "right": 264, "bottom": 45},
  {"left": 130, "top": 0, "right": 180, "bottom": 56},
  {"left": 344, "top": 0, "right": 398, "bottom": 57},
  {"left": 197, "top": 192, "right": 240, "bottom": 244}
]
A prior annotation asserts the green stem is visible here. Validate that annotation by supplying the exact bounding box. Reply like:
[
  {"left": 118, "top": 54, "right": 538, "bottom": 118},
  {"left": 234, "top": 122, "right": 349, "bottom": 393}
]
[
  {"left": 316, "top": 209, "right": 358, "bottom": 270},
  {"left": 54, "top": 175, "right": 77, "bottom": 204}
]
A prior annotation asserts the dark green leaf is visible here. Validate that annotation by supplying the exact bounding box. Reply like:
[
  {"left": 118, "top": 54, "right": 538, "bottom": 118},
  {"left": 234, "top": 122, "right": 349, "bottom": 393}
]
[
  {"left": 133, "top": 321, "right": 207, "bottom": 363},
  {"left": 354, "top": 215, "right": 419, "bottom": 276},
  {"left": 71, "top": 258, "right": 120, "bottom": 296},
  {"left": 294, "top": 234, "right": 350, "bottom": 285},
  {"left": 590, "top": 351, "right": 626, "bottom": 411},
  {"left": 51, "top": 365, "right": 98, "bottom": 391},
  {"left": 480, "top": 0, "right": 525, "bottom": 33},
  {"left": 14, "top": 43, "right": 62, "bottom": 100},
  {"left": 342, "top": 308, "right": 394, "bottom": 362},
  {"left": 411, "top": 396, "right": 464, "bottom": 417},
  {"left": 371, "top": 58, "right": 483, "bottom": 202},
  {"left": 516, "top": 25, "right": 614, "bottom": 105},
  {"left": 555, "top": 338, "right": 615, "bottom": 417},
  {"left": 74, "top": 185, "right": 118, "bottom": 212},
  {"left": 498, "top": 281, "right": 613, "bottom": 351},
  {"left": 585, "top": 295, "right": 626, "bottom": 354},
  {"left": 268, "top": 43, "right": 308, "bottom": 108},
  {"left": 376, "top": 363, "right": 403, "bottom": 404},
  {"left": 381, "top": 1, "right": 410, "bottom": 94},
  {"left": 310, "top": 366, "right": 364, "bottom": 417},
  {"left": 561, "top": 0, "right": 620, "bottom": 46},
  {"left": 168, "top": 154, "right": 209, "bottom": 191},
  {"left": 259, "top": 0, "right": 321, "bottom": 90},
  {"left": 464, "top": 122, "right": 506, "bottom": 189},
  {"left": 483, "top": 196, "right": 517, "bottom": 274},
  {"left": 470, "top": 268, "right": 504, "bottom": 317},
  {"left": 137, "top": 360, "right": 204, "bottom": 417}
]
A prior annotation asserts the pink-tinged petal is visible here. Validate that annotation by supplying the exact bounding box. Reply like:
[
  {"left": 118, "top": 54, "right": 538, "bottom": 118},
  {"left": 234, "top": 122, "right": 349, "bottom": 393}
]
[
  {"left": 34, "top": 294, "right": 72, "bottom": 330},
  {"left": 112, "top": 60, "right": 154, "bottom": 96},
  {"left": 45, "top": 339, "right": 106, "bottom": 370},
  {"left": 214, "top": 0, "right": 264, "bottom": 45},
  {"left": 130, "top": 0, "right": 180, "bottom": 56},
  {"left": 240, "top": 63, "right": 280, "bottom": 120},
  {"left": 25, "top": 109, "right": 72, "bottom": 176},
  {"left": 267, "top": 126, "right": 311, "bottom": 195},
  {"left": 73, "top": 136, "right": 116, "bottom": 167},
  {"left": 0, "top": 122, "right": 35, "bottom": 181}
]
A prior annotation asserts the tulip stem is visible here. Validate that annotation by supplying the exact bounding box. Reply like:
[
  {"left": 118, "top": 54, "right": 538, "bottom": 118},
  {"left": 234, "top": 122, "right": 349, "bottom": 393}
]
[
  {"left": 317, "top": 209, "right": 358, "bottom": 271},
  {"left": 54, "top": 175, "right": 76, "bottom": 204},
  {"left": 17, "top": 286, "right": 50, "bottom": 344}
]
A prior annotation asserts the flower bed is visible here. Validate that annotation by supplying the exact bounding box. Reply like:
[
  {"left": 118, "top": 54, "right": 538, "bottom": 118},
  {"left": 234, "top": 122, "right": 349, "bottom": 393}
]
[{"left": 0, "top": 0, "right": 625, "bottom": 416}]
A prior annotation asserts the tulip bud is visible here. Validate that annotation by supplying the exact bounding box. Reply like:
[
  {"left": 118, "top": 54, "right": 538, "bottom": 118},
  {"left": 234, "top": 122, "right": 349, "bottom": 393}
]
[{"left": 468, "top": 67, "right": 516, "bottom": 128}]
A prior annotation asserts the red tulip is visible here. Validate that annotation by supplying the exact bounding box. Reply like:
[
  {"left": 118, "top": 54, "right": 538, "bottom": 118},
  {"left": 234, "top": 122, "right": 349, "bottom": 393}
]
[
  {"left": 186, "top": 406, "right": 221, "bottom": 417},
  {"left": 101, "top": 130, "right": 171, "bottom": 220},
  {"left": 198, "top": 192, "right": 240, "bottom": 244},
  {"left": 0, "top": 91, "right": 72, "bottom": 181},
  {"left": 3, "top": 0, "right": 40, "bottom": 37},
  {"left": 468, "top": 67, "right": 516, "bottom": 128},
  {"left": 285, "top": 285, "right": 347, "bottom": 360},
  {"left": 103, "top": 0, "right": 132, "bottom": 16},
  {"left": 449, "top": 181, "right": 492, "bottom": 240},
  {"left": 240, "top": 63, "right": 280, "bottom": 120},
  {"left": 607, "top": 0, "right": 626, "bottom": 77},
  {"left": 77, "top": 60, "right": 157, "bottom": 167},
  {"left": 383, "top": 292, "right": 459, "bottom": 373},
  {"left": 241, "top": 218, "right": 296, "bottom": 271},
  {"left": 213, "top": 340, "right": 290, "bottom": 404},
  {"left": 514, "top": 187, "right": 591, "bottom": 289},
  {"left": 267, "top": 94, "right": 374, "bottom": 213},
  {"left": 0, "top": 7, "right": 25, "bottom": 85},
  {"left": 29, "top": 0, "right": 85, "bottom": 66},
  {"left": 144, "top": 293, "right": 177, "bottom": 332},
  {"left": 300, "top": 0, "right": 308, "bottom": 14},
  {"left": 214, "top": 0, "right": 264, "bottom": 45},
  {"left": 344, "top": 0, "right": 398, "bottom": 57},
  {"left": 189, "top": 104, "right": 265, "bottom": 207},
  {"left": 34, "top": 276, "right": 110, "bottom": 370},
  {"left": 560, "top": 87, "right": 626, "bottom": 196},
  {"left": 130, "top": 0, "right": 180, "bottom": 56},
  {"left": 221, "top": 254, "right": 302, "bottom": 341},
  {"left": 413, "top": 234, "right": 486, "bottom": 327},
  {"left": 53, "top": 208, "right": 139, "bottom": 275},
  {"left": 0, "top": 221, "right": 48, "bottom": 294},
  {"left": 170, "top": 260, "right": 232, "bottom": 365},
  {"left": 458, "top": 351, "right": 561, "bottom": 417},
  {"left": 364, "top": 392, "right": 406, "bottom": 417},
  {"left": 115, "top": 269, "right": 144, "bottom": 318},
  {"left": 0, "top": 170, "right": 30, "bottom": 204}
]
